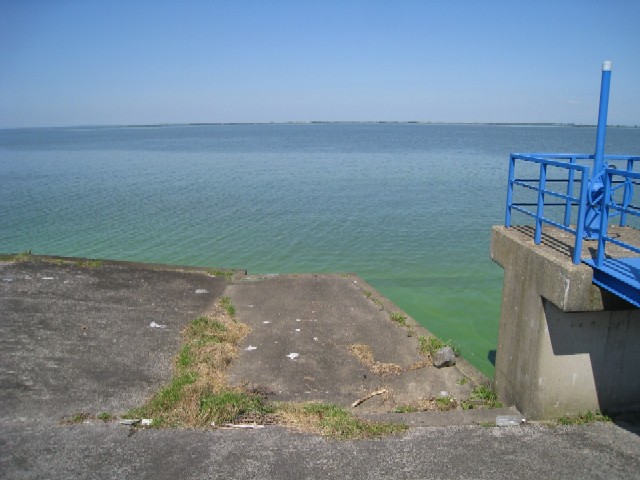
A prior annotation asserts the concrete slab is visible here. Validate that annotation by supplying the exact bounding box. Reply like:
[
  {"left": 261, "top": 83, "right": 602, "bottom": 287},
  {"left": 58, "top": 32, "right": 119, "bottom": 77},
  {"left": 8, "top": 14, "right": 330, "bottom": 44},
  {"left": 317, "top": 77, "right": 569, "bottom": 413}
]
[
  {"left": 226, "top": 273, "right": 475, "bottom": 412},
  {"left": 2, "top": 258, "right": 639, "bottom": 479},
  {"left": 0, "top": 258, "right": 227, "bottom": 421}
]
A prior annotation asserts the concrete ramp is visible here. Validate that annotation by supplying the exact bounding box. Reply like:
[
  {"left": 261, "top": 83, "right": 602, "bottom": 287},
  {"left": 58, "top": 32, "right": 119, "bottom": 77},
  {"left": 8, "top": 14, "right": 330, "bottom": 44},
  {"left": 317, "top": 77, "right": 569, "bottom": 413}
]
[{"left": 226, "top": 274, "right": 475, "bottom": 413}]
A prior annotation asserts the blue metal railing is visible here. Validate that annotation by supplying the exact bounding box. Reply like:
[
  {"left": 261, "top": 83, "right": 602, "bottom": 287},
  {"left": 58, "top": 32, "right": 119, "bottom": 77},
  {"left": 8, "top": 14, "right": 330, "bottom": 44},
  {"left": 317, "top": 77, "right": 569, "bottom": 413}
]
[
  {"left": 594, "top": 167, "right": 640, "bottom": 267},
  {"left": 505, "top": 153, "right": 590, "bottom": 264},
  {"left": 505, "top": 153, "right": 640, "bottom": 265}
]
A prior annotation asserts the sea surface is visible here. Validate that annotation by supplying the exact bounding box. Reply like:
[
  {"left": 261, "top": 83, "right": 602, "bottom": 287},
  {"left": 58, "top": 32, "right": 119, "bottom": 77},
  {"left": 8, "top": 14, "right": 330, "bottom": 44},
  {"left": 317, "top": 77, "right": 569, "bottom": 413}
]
[{"left": 1, "top": 123, "right": 639, "bottom": 376}]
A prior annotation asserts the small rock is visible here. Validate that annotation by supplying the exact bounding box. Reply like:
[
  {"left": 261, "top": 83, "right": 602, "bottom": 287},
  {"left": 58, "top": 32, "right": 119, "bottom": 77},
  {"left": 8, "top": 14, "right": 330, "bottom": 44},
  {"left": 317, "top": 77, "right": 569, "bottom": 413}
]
[{"left": 433, "top": 347, "right": 456, "bottom": 368}]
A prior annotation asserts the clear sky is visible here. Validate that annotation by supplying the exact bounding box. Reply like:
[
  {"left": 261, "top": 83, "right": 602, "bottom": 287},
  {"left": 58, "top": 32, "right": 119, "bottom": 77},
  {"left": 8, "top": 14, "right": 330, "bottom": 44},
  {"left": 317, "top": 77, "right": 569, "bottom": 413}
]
[{"left": 1, "top": 0, "right": 639, "bottom": 128}]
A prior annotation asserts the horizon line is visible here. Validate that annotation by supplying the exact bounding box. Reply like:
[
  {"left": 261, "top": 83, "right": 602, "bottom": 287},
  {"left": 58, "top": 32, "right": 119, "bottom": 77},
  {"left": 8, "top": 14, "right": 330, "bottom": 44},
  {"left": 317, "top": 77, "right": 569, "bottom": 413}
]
[{"left": 3, "top": 120, "right": 640, "bottom": 130}]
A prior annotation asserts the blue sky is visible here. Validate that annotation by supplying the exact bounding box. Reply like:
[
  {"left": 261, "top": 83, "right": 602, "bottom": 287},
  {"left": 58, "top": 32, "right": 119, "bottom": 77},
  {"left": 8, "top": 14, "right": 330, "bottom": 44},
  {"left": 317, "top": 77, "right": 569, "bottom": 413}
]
[{"left": 1, "top": 0, "right": 639, "bottom": 128}]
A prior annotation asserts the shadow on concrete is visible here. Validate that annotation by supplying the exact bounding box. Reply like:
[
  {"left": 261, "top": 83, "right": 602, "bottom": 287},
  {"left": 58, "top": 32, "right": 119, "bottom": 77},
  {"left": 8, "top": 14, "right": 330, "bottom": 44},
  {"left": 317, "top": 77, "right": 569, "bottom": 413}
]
[{"left": 544, "top": 299, "right": 640, "bottom": 434}]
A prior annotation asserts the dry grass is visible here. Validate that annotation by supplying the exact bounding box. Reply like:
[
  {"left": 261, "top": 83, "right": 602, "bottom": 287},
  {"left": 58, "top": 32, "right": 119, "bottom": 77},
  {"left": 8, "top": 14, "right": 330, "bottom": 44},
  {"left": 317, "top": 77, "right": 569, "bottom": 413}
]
[
  {"left": 394, "top": 396, "right": 458, "bottom": 413},
  {"left": 126, "top": 300, "right": 263, "bottom": 427},
  {"left": 125, "top": 299, "right": 408, "bottom": 439},
  {"left": 276, "top": 402, "right": 406, "bottom": 440},
  {"left": 348, "top": 344, "right": 403, "bottom": 376}
]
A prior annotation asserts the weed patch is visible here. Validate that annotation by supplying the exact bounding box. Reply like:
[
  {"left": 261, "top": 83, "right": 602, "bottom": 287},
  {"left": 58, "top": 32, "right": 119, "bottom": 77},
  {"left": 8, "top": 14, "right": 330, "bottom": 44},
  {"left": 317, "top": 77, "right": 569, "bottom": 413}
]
[
  {"left": 77, "top": 259, "right": 103, "bottom": 268},
  {"left": 418, "top": 335, "right": 460, "bottom": 357},
  {"left": 461, "top": 385, "right": 502, "bottom": 410},
  {"left": 97, "top": 412, "right": 114, "bottom": 422},
  {"left": 390, "top": 312, "right": 407, "bottom": 326},
  {"left": 62, "top": 412, "right": 91, "bottom": 424},
  {"left": 219, "top": 296, "right": 236, "bottom": 317},
  {"left": 1, "top": 250, "right": 32, "bottom": 262},
  {"left": 125, "top": 297, "right": 250, "bottom": 427},
  {"left": 279, "top": 402, "right": 406, "bottom": 440},
  {"left": 207, "top": 269, "right": 233, "bottom": 280},
  {"left": 557, "top": 411, "right": 612, "bottom": 425}
]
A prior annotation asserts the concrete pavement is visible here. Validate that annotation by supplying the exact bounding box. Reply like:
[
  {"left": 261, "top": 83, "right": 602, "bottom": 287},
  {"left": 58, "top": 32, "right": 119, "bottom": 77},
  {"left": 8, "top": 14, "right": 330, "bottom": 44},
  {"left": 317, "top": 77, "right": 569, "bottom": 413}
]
[{"left": 1, "top": 257, "right": 639, "bottom": 479}]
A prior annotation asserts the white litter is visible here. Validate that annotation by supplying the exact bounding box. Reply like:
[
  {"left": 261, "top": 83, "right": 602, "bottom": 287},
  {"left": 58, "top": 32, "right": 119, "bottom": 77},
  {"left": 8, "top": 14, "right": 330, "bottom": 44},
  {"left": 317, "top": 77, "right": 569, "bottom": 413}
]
[
  {"left": 149, "top": 322, "right": 166, "bottom": 329},
  {"left": 42, "top": 277, "right": 54, "bottom": 280},
  {"left": 496, "top": 415, "right": 525, "bottom": 427},
  {"left": 119, "top": 419, "right": 140, "bottom": 425},
  {"left": 223, "top": 423, "right": 265, "bottom": 429},
  {"left": 296, "top": 318, "right": 301, "bottom": 322},
  {"left": 140, "top": 419, "right": 153, "bottom": 426},
  {"left": 245, "top": 345, "right": 257, "bottom": 351},
  {"left": 295, "top": 329, "right": 301, "bottom": 332},
  {"left": 286, "top": 353, "right": 300, "bottom": 360},
  {"left": 262, "top": 321, "right": 271, "bottom": 324},
  {"left": 313, "top": 337, "right": 319, "bottom": 341},
  {"left": 195, "top": 289, "right": 208, "bottom": 294}
]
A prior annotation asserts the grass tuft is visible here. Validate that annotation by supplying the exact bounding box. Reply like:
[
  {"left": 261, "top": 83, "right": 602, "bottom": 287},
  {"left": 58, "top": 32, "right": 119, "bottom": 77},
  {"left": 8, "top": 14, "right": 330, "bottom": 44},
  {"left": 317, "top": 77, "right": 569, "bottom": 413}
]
[
  {"left": 207, "top": 269, "right": 233, "bottom": 280},
  {"left": 461, "top": 384, "right": 502, "bottom": 410},
  {"left": 280, "top": 402, "right": 406, "bottom": 440},
  {"left": 219, "top": 296, "right": 236, "bottom": 317},
  {"left": 1, "top": 250, "right": 33, "bottom": 262},
  {"left": 77, "top": 259, "right": 103, "bottom": 268},
  {"left": 557, "top": 411, "right": 612, "bottom": 425},
  {"left": 390, "top": 312, "right": 407, "bottom": 326},
  {"left": 418, "top": 335, "right": 461, "bottom": 357}
]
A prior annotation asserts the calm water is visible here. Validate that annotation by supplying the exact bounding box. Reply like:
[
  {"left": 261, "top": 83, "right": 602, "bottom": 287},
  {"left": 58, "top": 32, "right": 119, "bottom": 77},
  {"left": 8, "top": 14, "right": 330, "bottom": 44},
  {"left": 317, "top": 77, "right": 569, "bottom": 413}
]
[{"left": 2, "top": 123, "right": 639, "bottom": 376}]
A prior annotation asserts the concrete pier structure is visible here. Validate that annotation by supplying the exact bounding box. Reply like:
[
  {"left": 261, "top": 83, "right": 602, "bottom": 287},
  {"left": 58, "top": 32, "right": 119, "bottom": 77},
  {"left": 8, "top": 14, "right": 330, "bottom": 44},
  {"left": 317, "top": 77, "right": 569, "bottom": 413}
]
[{"left": 491, "top": 225, "right": 640, "bottom": 420}]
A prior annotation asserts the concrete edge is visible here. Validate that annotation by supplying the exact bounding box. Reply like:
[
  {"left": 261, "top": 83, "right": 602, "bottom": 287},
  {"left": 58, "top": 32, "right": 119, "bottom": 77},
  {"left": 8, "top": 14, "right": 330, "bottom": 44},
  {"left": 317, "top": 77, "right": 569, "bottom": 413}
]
[
  {"left": 358, "top": 405, "right": 523, "bottom": 427},
  {"left": 346, "top": 273, "right": 490, "bottom": 387},
  {"left": 0, "top": 253, "right": 247, "bottom": 283}
]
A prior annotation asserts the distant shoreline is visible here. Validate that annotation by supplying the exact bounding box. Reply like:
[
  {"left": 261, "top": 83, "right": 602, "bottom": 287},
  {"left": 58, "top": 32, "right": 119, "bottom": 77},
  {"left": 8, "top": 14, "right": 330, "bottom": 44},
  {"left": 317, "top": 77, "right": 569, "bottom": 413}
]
[{"left": 3, "top": 121, "right": 639, "bottom": 130}]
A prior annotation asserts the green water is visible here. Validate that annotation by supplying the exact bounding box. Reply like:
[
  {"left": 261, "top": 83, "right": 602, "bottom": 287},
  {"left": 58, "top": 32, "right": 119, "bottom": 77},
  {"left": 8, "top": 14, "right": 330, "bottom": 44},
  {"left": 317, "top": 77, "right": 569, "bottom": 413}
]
[{"left": 1, "top": 123, "right": 638, "bottom": 376}]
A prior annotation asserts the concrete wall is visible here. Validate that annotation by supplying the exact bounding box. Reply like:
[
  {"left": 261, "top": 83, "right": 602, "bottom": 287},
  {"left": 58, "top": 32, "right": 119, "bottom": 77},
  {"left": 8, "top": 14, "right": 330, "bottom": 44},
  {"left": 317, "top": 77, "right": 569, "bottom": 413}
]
[{"left": 491, "top": 225, "right": 640, "bottom": 419}]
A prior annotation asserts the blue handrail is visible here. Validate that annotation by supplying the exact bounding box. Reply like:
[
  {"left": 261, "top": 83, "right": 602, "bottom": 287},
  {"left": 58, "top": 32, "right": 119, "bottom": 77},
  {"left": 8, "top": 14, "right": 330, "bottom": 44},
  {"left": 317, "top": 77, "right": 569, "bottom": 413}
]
[
  {"left": 506, "top": 153, "right": 590, "bottom": 264},
  {"left": 594, "top": 167, "right": 640, "bottom": 267},
  {"left": 505, "top": 154, "right": 640, "bottom": 265}
]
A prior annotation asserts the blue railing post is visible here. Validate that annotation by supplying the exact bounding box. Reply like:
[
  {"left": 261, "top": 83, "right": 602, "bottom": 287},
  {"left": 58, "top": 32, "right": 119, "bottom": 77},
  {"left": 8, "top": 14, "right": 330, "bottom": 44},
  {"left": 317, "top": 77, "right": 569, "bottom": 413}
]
[
  {"left": 585, "top": 61, "right": 612, "bottom": 239},
  {"left": 573, "top": 165, "right": 589, "bottom": 264},
  {"left": 596, "top": 170, "right": 613, "bottom": 267},
  {"left": 564, "top": 155, "right": 577, "bottom": 227},
  {"left": 534, "top": 162, "right": 547, "bottom": 245},
  {"left": 506, "top": 154, "right": 516, "bottom": 227},
  {"left": 620, "top": 158, "right": 634, "bottom": 227}
]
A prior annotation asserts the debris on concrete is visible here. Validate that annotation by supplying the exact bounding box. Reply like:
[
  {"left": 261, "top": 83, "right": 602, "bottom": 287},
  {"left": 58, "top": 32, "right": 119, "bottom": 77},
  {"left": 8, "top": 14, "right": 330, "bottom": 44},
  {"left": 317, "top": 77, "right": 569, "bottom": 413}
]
[
  {"left": 222, "top": 423, "right": 265, "bottom": 429},
  {"left": 149, "top": 322, "right": 166, "bottom": 329},
  {"left": 286, "top": 353, "right": 299, "bottom": 360},
  {"left": 351, "top": 388, "right": 388, "bottom": 408},
  {"left": 119, "top": 419, "right": 141, "bottom": 426},
  {"left": 195, "top": 289, "right": 208, "bottom": 294},
  {"left": 433, "top": 347, "right": 457, "bottom": 368},
  {"left": 496, "top": 415, "right": 525, "bottom": 427},
  {"left": 140, "top": 419, "right": 153, "bottom": 426},
  {"left": 245, "top": 345, "right": 257, "bottom": 351}
]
